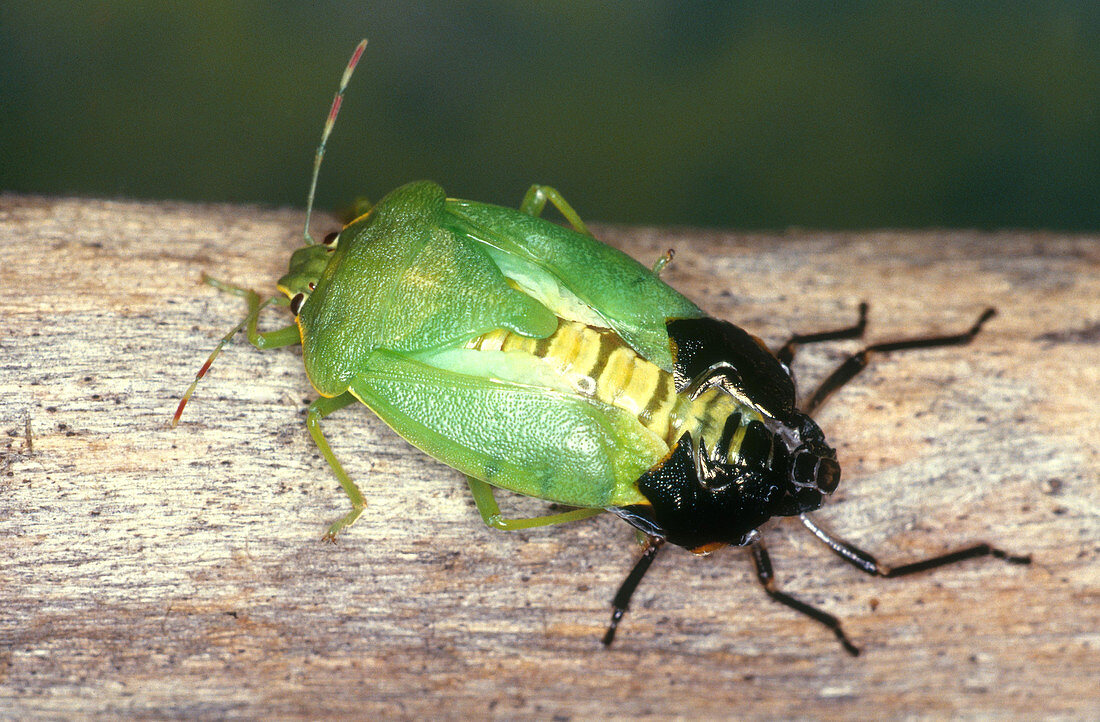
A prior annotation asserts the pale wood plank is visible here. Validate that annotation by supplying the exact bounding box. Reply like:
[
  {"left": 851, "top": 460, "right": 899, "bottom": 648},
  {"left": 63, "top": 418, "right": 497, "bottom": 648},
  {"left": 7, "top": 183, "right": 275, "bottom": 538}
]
[{"left": 1, "top": 195, "right": 1096, "bottom": 719}]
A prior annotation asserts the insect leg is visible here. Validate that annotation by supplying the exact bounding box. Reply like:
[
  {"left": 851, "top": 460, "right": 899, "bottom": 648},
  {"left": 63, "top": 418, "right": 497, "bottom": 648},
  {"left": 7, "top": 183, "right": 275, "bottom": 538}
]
[
  {"left": 799, "top": 513, "right": 1031, "bottom": 578},
  {"left": 603, "top": 537, "right": 664, "bottom": 646},
  {"left": 802, "top": 307, "right": 996, "bottom": 415},
  {"left": 776, "top": 302, "right": 869, "bottom": 367},
  {"left": 748, "top": 539, "right": 861, "bottom": 656},
  {"left": 651, "top": 249, "right": 675, "bottom": 276},
  {"left": 466, "top": 477, "right": 603, "bottom": 531},
  {"left": 306, "top": 392, "right": 367, "bottom": 542},
  {"left": 519, "top": 184, "right": 591, "bottom": 236},
  {"left": 200, "top": 275, "right": 300, "bottom": 349}
]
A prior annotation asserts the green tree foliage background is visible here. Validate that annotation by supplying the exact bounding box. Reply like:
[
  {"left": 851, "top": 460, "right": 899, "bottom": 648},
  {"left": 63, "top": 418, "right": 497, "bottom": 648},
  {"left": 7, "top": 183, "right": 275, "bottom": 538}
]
[{"left": 2, "top": 2, "right": 1097, "bottom": 229}]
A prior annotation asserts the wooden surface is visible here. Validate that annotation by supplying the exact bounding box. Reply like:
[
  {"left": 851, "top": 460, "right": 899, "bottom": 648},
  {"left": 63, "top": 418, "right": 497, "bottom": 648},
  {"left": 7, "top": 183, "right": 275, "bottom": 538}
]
[{"left": 1, "top": 194, "right": 1097, "bottom": 720}]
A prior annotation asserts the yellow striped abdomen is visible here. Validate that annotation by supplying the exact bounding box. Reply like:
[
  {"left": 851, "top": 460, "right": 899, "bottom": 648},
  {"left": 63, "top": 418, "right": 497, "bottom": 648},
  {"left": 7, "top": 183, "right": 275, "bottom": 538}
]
[{"left": 467, "top": 321, "right": 752, "bottom": 450}]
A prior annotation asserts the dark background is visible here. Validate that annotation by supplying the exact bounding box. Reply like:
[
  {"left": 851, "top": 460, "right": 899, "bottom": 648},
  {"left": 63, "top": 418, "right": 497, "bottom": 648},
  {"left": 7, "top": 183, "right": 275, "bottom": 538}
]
[{"left": 3, "top": 2, "right": 1098, "bottom": 230}]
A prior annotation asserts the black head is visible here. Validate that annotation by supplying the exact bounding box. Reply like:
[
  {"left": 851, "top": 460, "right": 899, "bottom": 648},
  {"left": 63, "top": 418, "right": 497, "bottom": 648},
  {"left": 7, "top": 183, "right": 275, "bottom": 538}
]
[{"left": 614, "top": 411, "right": 839, "bottom": 552}]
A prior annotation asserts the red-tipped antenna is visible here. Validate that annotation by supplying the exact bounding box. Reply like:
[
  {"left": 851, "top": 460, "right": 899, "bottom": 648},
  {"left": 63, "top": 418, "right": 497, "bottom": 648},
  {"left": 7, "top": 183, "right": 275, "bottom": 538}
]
[
  {"left": 171, "top": 292, "right": 279, "bottom": 427},
  {"left": 303, "top": 39, "right": 368, "bottom": 245}
]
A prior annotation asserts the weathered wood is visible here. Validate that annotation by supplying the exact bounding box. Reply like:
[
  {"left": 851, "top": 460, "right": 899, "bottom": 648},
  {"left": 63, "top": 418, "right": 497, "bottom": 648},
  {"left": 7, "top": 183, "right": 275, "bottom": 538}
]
[{"left": 1, "top": 194, "right": 1096, "bottom": 719}]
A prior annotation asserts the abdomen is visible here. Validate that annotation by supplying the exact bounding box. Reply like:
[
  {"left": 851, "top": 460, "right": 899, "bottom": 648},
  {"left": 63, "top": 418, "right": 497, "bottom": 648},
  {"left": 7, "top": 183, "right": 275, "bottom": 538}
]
[{"left": 468, "top": 320, "right": 754, "bottom": 453}]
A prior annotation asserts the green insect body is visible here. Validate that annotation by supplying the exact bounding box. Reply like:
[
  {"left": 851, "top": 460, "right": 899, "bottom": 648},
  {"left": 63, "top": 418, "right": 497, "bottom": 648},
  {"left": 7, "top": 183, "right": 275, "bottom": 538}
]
[
  {"left": 176, "top": 41, "right": 1029, "bottom": 652},
  {"left": 285, "top": 179, "right": 752, "bottom": 518}
]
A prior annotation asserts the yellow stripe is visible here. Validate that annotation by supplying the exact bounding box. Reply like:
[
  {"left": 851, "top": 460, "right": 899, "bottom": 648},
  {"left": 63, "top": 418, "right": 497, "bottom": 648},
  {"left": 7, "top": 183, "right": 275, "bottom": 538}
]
[
  {"left": 597, "top": 347, "right": 634, "bottom": 408},
  {"left": 469, "top": 319, "right": 753, "bottom": 450}
]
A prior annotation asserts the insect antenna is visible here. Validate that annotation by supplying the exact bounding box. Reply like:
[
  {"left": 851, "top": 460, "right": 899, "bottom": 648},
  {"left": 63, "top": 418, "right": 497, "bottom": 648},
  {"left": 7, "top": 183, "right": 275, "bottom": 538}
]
[
  {"left": 303, "top": 39, "right": 368, "bottom": 246},
  {"left": 172, "top": 279, "right": 281, "bottom": 427}
]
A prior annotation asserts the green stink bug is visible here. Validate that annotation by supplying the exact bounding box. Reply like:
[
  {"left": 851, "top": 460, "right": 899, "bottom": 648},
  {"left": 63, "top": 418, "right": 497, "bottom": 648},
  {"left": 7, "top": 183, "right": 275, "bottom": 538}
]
[{"left": 175, "top": 41, "right": 1029, "bottom": 654}]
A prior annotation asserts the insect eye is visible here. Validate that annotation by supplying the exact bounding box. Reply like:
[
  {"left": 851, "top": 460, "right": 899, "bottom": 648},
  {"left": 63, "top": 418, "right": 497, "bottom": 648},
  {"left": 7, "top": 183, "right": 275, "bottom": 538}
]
[
  {"left": 322, "top": 231, "right": 339, "bottom": 246},
  {"left": 816, "top": 457, "right": 840, "bottom": 493},
  {"left": 792, "top": 453, "right": 818, "bottom": 486},
  {"left": 290, "top": 292, "right": 307, "bottom": 315}
]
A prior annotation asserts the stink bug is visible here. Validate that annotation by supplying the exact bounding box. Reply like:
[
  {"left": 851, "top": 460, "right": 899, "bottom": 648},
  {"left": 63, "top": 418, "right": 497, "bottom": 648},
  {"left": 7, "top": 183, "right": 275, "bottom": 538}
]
[{"left": 175, "top": 40, "right": 1030, "bottom": 654}]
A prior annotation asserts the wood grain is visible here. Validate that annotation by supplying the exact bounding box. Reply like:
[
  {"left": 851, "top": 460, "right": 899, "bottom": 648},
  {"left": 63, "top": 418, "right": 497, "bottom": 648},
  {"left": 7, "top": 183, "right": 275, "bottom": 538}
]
[{"left": 1, "top": 194, "right": 1096, "bottom": 720}]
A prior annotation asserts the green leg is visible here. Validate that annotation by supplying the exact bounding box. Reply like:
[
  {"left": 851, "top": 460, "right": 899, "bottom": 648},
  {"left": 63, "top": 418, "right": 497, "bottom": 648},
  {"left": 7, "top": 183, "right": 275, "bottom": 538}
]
[
  {"left": 202, "top": 274, "right": 300, "bottom": 348},
  {"left": 519, "top": 185, "right": 591, "bottom": 236},
  {"left": 466, "top": 476, "right": 603, "bottom": 531},
  {"left": 651, "top": 249, "right": 675, "bottom": 276},
  {"left": 306, "top": 393, "right": 366, "bottom": 542}
]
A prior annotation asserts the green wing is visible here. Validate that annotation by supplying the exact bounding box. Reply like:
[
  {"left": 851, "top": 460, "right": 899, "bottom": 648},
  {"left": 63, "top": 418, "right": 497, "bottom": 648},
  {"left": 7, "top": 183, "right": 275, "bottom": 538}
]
[
  {"left": 443, "top": 199, "right": 703, "bottom": 371},
  {"left": 347, "top": 348, "right": 659, "bottom": 508}
]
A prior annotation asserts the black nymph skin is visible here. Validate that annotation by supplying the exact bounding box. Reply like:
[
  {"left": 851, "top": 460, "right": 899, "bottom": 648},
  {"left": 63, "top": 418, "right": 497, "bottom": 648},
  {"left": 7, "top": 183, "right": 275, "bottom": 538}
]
[{"left": 615, "top": 317, "right": 841, "bottom": 551}]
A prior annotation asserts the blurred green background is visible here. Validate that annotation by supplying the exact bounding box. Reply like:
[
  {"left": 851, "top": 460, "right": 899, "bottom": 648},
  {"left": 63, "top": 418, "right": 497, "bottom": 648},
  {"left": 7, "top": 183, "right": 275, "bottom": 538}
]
[{"left": 2, "top": 2, "right": 1098, "bottom": 230}]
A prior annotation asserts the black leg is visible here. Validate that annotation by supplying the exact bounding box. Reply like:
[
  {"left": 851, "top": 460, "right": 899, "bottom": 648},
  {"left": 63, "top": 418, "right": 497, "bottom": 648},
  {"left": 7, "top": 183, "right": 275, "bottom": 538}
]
[
  {"left": 799, "top": 514, "right": 1031, "bottom": 577},
  {"left": 777, "top": 302, "right": 869, "bottom": 367},
  {"left": 749, "top": 539, "right": 861, "bottom": 656},
  {"left": 602, "top": 537, "right": 665, "bottom": 646},
  {"left": 802, "top": 307, "right": 996, "bottom": 416}
]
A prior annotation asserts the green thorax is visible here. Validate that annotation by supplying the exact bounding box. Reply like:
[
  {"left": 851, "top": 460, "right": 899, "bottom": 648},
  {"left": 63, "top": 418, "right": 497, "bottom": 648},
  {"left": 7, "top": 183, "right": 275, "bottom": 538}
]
[{"left": 289, "top": 181, "right": 556, "bottom": 396}]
